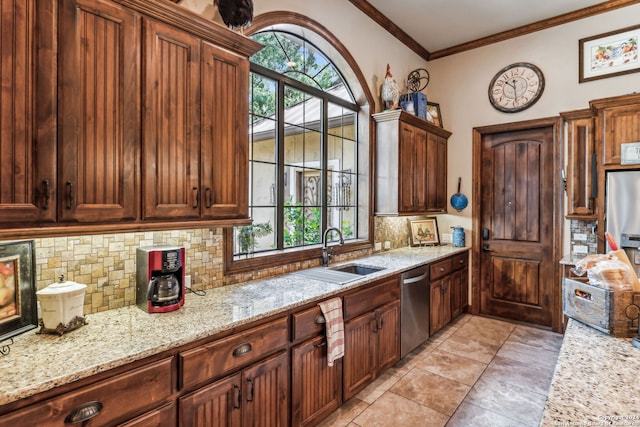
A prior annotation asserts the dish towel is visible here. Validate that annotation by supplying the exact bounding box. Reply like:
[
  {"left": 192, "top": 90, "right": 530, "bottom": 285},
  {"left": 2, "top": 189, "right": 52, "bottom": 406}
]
[{"left": 318, "top": 297, "right": 345, "bottom": 367}]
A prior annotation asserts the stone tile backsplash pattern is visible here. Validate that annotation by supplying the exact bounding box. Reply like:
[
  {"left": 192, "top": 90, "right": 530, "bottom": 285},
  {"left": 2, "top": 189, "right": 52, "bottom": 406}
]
[
  {"left": 569, "top": 219, "right": 598, "bottom": 257},
  {"left": 27, "top": 216, "right": 427, "bottom": 315}
]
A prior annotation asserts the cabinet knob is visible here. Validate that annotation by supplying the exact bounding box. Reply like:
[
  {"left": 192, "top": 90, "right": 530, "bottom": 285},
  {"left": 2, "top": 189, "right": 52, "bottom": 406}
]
[
  {"left": 314, "top": 314, "right": 326, "bottom": 324},
  {"left": 440, "top": 267, "right": 445, "bottom": 272},
  {"left": 64, "top": 401, "right": 103, "bottom": 424}
]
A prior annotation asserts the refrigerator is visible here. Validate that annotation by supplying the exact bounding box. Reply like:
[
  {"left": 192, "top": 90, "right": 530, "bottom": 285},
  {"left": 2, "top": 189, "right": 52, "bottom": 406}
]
[{"left": 605, "top": 170, "right": 640, "bottom": 276}]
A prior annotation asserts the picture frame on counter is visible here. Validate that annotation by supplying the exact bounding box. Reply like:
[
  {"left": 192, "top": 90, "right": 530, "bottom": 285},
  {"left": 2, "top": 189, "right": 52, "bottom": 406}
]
[
  {"left": 409, "top": 218, "right": 440, "bottom": 246},
  {"left": 0, "top": 240, "right": 37, "bottom": 345},
  {"left": 426, "top": 102, "right": 443, "bottom": 128},
  {"left": 579, "top": 24, "right": 640, "bottom": 83}
]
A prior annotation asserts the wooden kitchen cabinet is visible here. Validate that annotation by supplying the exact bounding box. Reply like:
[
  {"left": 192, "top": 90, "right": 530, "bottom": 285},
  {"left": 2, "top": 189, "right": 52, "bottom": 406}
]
[
  {"left": 561, "top": 109, "right": 597, "bottom": 219},
  {"left": 179, "top": 351, "right": 288, "bottom": 427},
  {"left": 430, "top": 276, "right": 451, "bottom": 335},
  {"left": 0, "top": 357, "right": 174, "bottom": 427},
  {"left": 591, "top": 93, "right": 640, "bottom": 166},
  {"left": 343, "top": 277, "right": 400, "bottom": 400},
  {"left": 290, "top": 303, "right": 342, "bottom": 427},
  {"left": 450, "top": 252, "right": 469, "bottom": 319},
  {"left": 58, "top": 0, "right": 140, "bottom": 223},
  {"left": 374, "top": 110, "right": 451, "bottom": 215},
  {"left": 0, "top": 0, "right": 56, "bottom": 225},
  {"left": 429, "top": 252, "right": 470, "bottom": 335}
]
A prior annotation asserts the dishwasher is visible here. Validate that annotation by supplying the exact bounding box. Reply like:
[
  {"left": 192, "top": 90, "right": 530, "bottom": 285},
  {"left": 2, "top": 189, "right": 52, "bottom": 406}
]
[{"left": 401, "top": 265, "right": 430, "bottom": 358}]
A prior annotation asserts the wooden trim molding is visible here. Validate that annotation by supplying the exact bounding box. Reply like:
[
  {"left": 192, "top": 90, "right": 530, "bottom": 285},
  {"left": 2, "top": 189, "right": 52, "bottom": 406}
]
[{"left": 348, "top": 0, "right": 640, "bottom": 60}]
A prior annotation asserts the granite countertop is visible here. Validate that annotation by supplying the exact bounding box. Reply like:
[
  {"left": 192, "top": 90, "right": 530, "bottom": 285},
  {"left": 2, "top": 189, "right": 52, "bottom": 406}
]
[
  {"left": 0, "top": 245, "right": 467, "bottom": 407},
  {"left": 540, "top": 319, "right": 640, "bottom": 426}
]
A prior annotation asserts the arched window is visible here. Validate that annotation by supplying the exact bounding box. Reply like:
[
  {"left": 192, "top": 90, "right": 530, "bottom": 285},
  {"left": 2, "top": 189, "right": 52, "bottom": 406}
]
[{"left": 226, "top": 15, "right": 373, "bottom": 272}]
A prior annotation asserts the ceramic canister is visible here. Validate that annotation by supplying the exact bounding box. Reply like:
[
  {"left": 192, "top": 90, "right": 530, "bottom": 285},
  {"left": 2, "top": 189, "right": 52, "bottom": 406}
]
[
  {"left": 451, "top": 226, "right": 465, "bottom": 247},
  {"left": 36, "top": 276, "right": 86, "bottom": 330}
]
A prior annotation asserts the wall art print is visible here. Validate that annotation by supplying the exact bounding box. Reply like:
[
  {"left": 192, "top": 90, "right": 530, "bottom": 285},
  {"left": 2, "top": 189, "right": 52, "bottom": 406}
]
[{"left": 579, "top": 24, "right": 640, "bottom": 83}]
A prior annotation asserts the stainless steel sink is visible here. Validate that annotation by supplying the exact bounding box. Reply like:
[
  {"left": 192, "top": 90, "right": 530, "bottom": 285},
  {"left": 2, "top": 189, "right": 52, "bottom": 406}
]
[{"left": 290, "top": 264, "right": 385, "bottom": 285}]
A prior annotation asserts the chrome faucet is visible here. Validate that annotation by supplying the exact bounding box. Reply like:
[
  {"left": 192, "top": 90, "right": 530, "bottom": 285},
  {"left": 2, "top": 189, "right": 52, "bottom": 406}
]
[{"left": 321, "top": 227, "right": 344, "bottom": 267}]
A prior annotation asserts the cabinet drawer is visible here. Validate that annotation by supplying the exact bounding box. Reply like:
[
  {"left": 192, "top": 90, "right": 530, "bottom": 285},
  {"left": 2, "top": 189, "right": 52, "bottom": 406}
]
[
  {"left": 179, "top": 317, "right": 288, "bottom": 390},
  {"left": 292, "top": 304, "right": 328, "bottom": 343},
  {"left": 0, "top": 358, "right": 174, "bottom": 426},
  {"left": 430, "top": 258, "right": 452, "bottom": 280},
  {"left": 451, "top": 252, "right": 468, "bottom": 271},
  {"left": 343, "top": 276, "right": 400, "bottom": 321}
]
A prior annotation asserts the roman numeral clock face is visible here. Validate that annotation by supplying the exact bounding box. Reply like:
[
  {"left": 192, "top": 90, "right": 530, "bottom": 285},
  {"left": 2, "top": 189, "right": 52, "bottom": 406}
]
[{"left": 488, "top": 62, "right": 545, "bottom": 113}]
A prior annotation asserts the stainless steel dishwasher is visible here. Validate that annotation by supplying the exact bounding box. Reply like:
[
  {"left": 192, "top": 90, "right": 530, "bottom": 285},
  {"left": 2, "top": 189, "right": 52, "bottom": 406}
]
[{"left": 401, "top": 265, "right": 430, "bottom": 358}]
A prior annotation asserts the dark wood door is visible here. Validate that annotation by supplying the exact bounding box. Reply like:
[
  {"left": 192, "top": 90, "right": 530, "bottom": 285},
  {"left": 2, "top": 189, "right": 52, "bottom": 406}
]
[
  {"left": 399, "top": 121, "right": 427, "bottom": 213},
  {"left": 425, "top": 132, "right": 447, "bottom": 212},
  {"left": 58, "top": 0, "right": 139, "bottom": 222},
  {"left": 478, "top": 123, "right": 557, "bottom": 327},
  {"left": 343, "top": 311, "right": 376, "bottom": 400},
  {"left": 142, "top": 18, "right": 200, "bottom": 220},
  {"left": 374, "top": 300, "right": 400, "bottom": 374},
  {"left": 201, "top": 41, "right": 249, "bottom": 219},
  {"left": 291, "top": 335, "right": 341, "bottom": 427},
  {"left": 179, "top": 373, "right": 242, "bottom": 427},
  {"left": 242, "top": 351, "right": 288, "bottom": 427},
  {"left": 0, "top": 0, "right": 56, "bottom": 224}
]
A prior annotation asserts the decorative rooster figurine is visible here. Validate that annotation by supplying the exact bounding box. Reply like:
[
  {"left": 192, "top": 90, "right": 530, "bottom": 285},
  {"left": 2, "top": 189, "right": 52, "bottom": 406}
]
[
  {"left": 214, "top": 0, "right": 254, "bottom": 34},
  {"left": 380, "top": 64, "right": 400, "bottom": 110}
]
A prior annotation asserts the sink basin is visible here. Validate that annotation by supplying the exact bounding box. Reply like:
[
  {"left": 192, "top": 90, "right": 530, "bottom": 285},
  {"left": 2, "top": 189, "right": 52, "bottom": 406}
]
[
  {"left": 290, "top": 264, "right": 385, "bottom": 285},
  {"left": 331, "top": 264, "right": 385, "bottom": 275}
]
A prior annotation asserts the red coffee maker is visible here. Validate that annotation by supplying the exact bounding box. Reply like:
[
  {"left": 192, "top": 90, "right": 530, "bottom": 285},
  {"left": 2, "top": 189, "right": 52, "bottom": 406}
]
[{"left": 136, "top": 246, "right": 185, "bottom": 313}]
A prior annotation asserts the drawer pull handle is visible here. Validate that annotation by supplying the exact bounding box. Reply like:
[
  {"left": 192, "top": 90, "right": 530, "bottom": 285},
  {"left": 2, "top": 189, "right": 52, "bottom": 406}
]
[
  {"left": 315, "top": 340, "right": 327, "bottom": 348},
  {"left": 233, "top": 384, "right": 241, "bottom": 409},
  {"left": 232, "top": 343, "right": 252, "bottom": 357},
  {"left": 66, "top": 181, "right": 74, "bottom": 210},
  {"left": 42, "top": 179, "right": 50, "bottom": 210},
  {"left": 205, "top": 187, "right": 213, "bottom": 208},
  {"left": 459, "top": 260, "right": 465, "bottom": 264},
  {"left": 440, "top": 267, "right": 445, "bottom": 272},
  {"left": 64, "top": 401, "right": 103, "bottom": 424},
  {"left": 314, "top": 314, "right": 326, "bottom": 324},
  {"left": 246, "top": 378, "right": 254, "bottom": 402},
  {"left": 192, "top": 187, "right": 199, "bottom": 209}
]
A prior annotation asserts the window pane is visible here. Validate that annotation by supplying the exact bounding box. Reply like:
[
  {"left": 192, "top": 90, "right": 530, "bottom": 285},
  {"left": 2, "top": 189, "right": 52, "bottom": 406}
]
[
  {"left": 234, "top": 208, "right": 276, "bottom": 255},
  {"left": 284, "top": 203, "right": 321, "bottom": 248},
  {"left": 284, "top": 127, "right": 321, "bottom": 165},
  {"left": 251, "top": 162, "right": 277, "bottom": 207},
  {"left": 251, "top": 118, "right": 276, "bottom": 163},
  {"left": 250, "top": 74, "right": 276, "bottom": 119},
  {"left": 339, "top": 208, "right": 356, "bottom": 240}
]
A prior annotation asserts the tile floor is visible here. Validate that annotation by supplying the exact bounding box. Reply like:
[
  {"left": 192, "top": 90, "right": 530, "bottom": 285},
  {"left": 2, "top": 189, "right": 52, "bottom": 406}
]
[{"left": 318, "top": 314, "right": 564, "bottom": 427}]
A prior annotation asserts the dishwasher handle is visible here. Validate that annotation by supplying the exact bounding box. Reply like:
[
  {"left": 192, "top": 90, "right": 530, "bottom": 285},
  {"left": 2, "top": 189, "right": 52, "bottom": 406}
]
[{"left": 402, "top": 270, "right": 428, "bottom": 285}]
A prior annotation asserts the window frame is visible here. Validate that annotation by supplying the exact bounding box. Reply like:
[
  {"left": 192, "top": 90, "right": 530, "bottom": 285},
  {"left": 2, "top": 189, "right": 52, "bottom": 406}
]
[{"left": 223, "top": 13, "right": 375, "bottom": 275}]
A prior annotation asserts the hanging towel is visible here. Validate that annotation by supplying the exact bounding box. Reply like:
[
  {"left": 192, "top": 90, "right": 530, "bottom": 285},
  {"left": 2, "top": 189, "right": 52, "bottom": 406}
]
[{"left": 318, "top": 297, "right": 345, "bottom": 367}]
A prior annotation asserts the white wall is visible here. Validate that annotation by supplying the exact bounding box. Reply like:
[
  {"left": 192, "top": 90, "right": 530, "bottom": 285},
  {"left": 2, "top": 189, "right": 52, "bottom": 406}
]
[{"left": 181, "top": 0, "right": 640, "bottom": 252}]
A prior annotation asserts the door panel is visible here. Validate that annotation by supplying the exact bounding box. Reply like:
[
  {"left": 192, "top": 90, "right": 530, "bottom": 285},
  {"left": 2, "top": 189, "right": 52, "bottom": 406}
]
[{"left": 479, "top": 125, "right": 557, "bottom": 327}]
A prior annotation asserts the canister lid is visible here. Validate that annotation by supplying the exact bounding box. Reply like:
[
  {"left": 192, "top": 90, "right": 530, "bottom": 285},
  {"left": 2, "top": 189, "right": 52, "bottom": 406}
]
[{"left": 36, "top": 274, "right": 87, "bottom": 295}]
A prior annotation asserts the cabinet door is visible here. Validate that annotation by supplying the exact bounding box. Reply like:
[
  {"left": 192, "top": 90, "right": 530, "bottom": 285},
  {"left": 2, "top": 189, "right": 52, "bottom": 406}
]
[
  {"left": 201, "top": 41, "right": 249, "bottom": 219},
  {"left": 242, "top": 351, "right": 289, "bottom": 427},
  {"left": 343, "top": 311, "right": 376, "bottom": 400},
  {"left": 179, "top": 373, "right": 242, "bottom": 427},
  {"left": 58, "top": 0, "right": 139, "bottom": 222},
  {"left": 425, "top": 133, "right": 448, "bottom": 212},
  {"left": 291, "top": 335, "right": 341, "bottom": 427},
  {"left": 120, "top": 402, "right": 176, "bottom": 427},
  {"left": 601, "top": 104, "right": 640, "bottom": 165},
  {"left": 375, "top": 300, "right": 400, "bottom": 374},
  {"left": 398, "top": 122, "right": 427, "bottom": 213},
  {"left": 142, "top": 18, "right": 200, "bottom": 220},
  {"left": 430, "top": 278, "right": 451, "bottom": 335},
  {"left": 565, "top": 113, "right": 596, "bottom": 218},
  {"left": 0, "top": 0, "right": 56, "bottom": 224},
  {"left": 451, "top": 268, "right": 469, "bottom": 319}
]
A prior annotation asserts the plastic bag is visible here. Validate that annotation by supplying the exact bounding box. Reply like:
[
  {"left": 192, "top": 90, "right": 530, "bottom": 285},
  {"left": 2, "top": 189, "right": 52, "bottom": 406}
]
[
  {"left": 586, "top": 258, "right": 636, "bottom": 291},
  {"left": 571, "top": 254, "right": 612, "bottom": 277}
]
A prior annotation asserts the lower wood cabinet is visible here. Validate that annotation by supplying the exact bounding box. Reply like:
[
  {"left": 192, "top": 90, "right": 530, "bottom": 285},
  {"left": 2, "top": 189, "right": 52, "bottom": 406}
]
[
  {"left": 179, "top": 351, "right": 289, "bottom": 427},
  {"left": 430, "top": 277, "right": 452, "bottom": 335},
  {"left": 450, "top": 252, "right": 469, "bottom": 319},
  {"left": 121, "top": 402, "right": 177, "bottom": 427},
  {"left": 342, "top": 277, "right": 401, "bottom": 401},
  {"left": 430, "top": 251, "right": 469, "bottom": 335}
]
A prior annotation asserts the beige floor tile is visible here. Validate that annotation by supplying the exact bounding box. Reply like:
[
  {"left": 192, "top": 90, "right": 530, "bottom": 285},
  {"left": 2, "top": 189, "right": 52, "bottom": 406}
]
[
  {"left": 436, "top": 333, "right": 500, "bottom": 364},
  {"left": 317, "top": 397, "right": 369, "bottom": 427},
  {"left": 509, "top": 324, "right": 564, "bottom": 352},
  {"left": 447, "top": 401, "right": 529, "bottom": 427},
  {"left": 449, "top": 313, "right": 473, "bottom": 328},
  {"left": 415, "top": 349, "right": 487, "bottom": 386},
  {"left": 452, "top": 316, "right": 516, "bottom": 346},
  {"left": 464, "top": 375, "right": 547, "bottom": 427},
  {"left": 352, "top": 392, "right": 449, "bottom": 427},
  {"left": 390, "top": 368, "right": 470, "bottom": 416},
  {"left": 356, "top": 368, "right": 405, "bottom": 404},
  {"left": 429, "top": 324, "right": 457, "bottom": 343},
  {"left": 482, "top": 355, "right": 555, "bottom": 395},
  {"left": 497, "top": 340, "right": 559, "bottom": 372}
]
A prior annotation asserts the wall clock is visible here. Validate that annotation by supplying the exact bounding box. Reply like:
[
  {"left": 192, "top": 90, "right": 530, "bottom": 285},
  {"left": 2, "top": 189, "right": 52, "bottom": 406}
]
[{"left": 488, "top": 62, "right": 545, "bottom": 113}]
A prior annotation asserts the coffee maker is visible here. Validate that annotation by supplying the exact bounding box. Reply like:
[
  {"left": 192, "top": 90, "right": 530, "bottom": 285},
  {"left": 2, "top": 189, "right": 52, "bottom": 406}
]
[{"left": 136, "top": 246, "right": 185, "bottom": 313}]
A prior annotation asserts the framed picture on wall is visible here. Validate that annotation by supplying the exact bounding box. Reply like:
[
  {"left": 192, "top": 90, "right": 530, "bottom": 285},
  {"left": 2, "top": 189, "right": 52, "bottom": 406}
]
[
  {"left": 409, "top": 218, "right": 440, "bottom": 246},
  {"left": 0, "top": 240, "right": 37, "bottom": 347},
  {"left": 579, "top": 24, "right": 640, "bottom": 83},
  {"left": 426, "top": 102, "right": 443, "bottom": 128}
]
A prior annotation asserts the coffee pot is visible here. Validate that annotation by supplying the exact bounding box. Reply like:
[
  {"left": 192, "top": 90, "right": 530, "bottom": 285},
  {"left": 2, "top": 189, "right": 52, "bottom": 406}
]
[{"left": 148, "top": 274, "right": 181, "bottom": 303}]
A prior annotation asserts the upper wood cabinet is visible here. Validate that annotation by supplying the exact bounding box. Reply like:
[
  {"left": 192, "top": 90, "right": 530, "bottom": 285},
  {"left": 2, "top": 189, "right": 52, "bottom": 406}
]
[
  {"left": 58, "top": 0, "right": 140, "bottom": 223},
  {"left": 374, "top": 110, "right": 451, "bottom": 215},
  {"left": 0, "top": 0, "right": 56, "bottom": 225},
  {"left": 560, "top": 108, "right": 597, "bottom": 219},
  {"left": 591, "top": 93, "right": 640, "bottom": 166}
]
